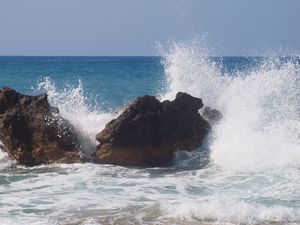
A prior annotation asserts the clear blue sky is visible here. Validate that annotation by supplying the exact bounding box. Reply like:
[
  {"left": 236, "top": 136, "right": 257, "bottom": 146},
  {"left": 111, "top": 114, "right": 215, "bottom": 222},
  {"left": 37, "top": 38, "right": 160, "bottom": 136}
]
[{"left": 0, "top": 0, "right": 299, "bottom": 56}]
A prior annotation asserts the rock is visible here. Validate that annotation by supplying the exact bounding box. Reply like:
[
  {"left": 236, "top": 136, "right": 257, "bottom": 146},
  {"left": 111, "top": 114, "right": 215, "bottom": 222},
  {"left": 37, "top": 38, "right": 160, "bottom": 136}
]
[
  {"left": 201, "top": 107, "right": 222, "bottom": 124},
  {"left": 0, "top": 88, "right": 84, "bottom": 166},
  {"left": 95, "top": 92, "right": 210, "bottom": 166}
]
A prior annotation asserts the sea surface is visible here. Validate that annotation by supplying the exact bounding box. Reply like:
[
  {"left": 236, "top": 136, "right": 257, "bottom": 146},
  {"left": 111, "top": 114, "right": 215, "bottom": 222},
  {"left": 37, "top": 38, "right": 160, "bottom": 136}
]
[{"left": 0, "top": 45, "right": 300, "bottom": 225}]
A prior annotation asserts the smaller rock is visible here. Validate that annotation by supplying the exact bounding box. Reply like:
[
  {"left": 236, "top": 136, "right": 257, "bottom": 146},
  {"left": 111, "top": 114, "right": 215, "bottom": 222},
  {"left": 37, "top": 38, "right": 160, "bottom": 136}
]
[{"left": 201, "top": 107, "right": 222, "bottom": 124}]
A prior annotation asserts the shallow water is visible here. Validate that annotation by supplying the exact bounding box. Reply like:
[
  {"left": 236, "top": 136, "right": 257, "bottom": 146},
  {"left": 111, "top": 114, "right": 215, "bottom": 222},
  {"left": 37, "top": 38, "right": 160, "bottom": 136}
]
[
  {"left": 1, "top": 158, "right": 299, "bottom": 225},
  {"left": 0, "top": 44, "right": 300, "bottom": 224}
]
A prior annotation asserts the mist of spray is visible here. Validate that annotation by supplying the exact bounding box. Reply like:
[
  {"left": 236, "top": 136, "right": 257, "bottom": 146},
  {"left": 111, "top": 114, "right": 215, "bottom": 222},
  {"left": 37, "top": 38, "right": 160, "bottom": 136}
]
[{"left": 161, "top": 41, "right": 300, "bottom": 172}]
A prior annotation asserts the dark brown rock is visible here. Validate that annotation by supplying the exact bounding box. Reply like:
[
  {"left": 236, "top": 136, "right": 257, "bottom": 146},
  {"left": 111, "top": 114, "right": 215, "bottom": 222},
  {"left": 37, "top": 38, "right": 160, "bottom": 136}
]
[
  {"left": 95, "top": 92, "right": 210, "bottom": 166},
  {"left": 0, "top": 88, "right": 84, "bottom": 166}
]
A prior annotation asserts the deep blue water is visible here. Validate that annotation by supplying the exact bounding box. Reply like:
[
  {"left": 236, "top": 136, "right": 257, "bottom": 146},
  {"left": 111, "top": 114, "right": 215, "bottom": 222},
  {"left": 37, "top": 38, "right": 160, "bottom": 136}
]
[{"left": 0, "top": 56, "right": 164, "bottom": 110}]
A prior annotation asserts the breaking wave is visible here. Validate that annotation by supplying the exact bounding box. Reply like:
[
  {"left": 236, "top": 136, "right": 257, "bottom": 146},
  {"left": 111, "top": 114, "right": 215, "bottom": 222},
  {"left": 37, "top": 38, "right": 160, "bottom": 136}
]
[{"left": 161, "top": 42, "right": 300, "bottom": 172}]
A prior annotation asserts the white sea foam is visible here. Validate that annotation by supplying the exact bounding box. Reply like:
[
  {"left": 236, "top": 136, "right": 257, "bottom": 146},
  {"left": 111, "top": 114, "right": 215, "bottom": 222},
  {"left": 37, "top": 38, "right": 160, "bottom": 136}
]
[
  {"left": 211, "top": 60, "right": 300, "bottom": 171},
  {"left": 36, "top": 77, "right": 114, "bottom": 155},
  {"left": 159, "top": 198, "right": 300, "bottom": 224},
  {"left": 161, "top": 42, "right": 300, "bottom": 172}
]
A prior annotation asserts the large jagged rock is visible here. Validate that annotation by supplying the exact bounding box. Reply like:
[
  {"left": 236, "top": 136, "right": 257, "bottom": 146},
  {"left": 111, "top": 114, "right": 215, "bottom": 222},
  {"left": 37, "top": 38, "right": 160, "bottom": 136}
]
[
  {"left": 95, "top": 92, "right": 210, "bottom": 166},
  {"left": 0, "top": 88, "right": 84, "bottom": 166}
]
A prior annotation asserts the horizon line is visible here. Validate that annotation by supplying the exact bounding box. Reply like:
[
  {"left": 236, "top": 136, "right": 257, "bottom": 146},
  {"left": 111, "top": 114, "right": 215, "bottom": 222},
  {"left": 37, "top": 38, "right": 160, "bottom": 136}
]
[{"left": 0, "top": 55, "right": 295, "bottom": 58}]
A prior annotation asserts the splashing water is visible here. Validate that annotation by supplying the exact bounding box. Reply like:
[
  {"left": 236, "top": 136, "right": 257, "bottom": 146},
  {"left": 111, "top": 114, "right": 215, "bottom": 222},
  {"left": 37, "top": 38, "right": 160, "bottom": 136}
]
[
  {"left": 0, "top": 141, "right": 16, "bottom": 170},
  {"left": 160, "top": 41, "right": 229, "bottom": 108},
  {"left": 162, "top": 42, "right": 300, "bottom": 172},
  {"left": 35, "top": 77, "right": 114, "bottom": 155},
  {"left": 212, "top": 60, "right": 300, "bottom": 171}
]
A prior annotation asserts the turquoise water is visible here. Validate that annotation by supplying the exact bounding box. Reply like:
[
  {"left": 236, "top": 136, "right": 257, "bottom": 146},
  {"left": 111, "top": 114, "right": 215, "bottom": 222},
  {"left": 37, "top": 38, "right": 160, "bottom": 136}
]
[
  {"left": 0, "top": 56, "right": 163, "bottom": 111},
  {"left": 0, "top": 47, "right": 300, "bottom": 225}
]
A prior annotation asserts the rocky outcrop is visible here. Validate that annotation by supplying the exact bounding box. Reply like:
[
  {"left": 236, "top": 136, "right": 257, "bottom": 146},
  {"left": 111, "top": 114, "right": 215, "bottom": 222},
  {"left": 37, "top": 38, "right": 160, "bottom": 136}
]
[
  {"left": 0, "top": 88, "right": 83, "bottom": 166},
  {"left": 95, "top": 92, "right": 210, "bottom": 166}
]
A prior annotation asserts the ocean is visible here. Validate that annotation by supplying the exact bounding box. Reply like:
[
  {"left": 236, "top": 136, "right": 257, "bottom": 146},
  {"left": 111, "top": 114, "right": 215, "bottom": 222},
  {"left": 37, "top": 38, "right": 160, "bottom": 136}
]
[{"left": 0, "top": 45, "right": 300, "bottom": 225}]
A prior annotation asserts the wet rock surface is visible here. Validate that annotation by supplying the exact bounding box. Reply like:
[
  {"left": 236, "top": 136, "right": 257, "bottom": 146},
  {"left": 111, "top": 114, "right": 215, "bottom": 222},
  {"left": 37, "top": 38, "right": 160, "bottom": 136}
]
[
  {"left": 95, "top": 92, "right": 211, "bottom": 166},
  {"left": 0, "top": 88, "right": 83, "bottom": 166}
]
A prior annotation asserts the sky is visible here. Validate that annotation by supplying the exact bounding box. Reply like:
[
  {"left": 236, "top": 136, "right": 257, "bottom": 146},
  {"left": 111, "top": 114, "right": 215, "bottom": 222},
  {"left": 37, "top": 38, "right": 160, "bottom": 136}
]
[{"left": 0, "top": 0, "right": 299, "bottom": 56}]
